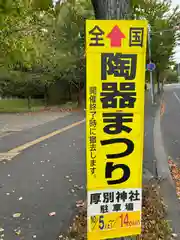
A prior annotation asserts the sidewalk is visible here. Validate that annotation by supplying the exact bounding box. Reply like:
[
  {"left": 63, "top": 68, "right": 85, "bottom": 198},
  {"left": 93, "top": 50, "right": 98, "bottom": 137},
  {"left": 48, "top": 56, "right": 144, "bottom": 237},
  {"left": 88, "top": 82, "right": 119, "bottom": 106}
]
[
  {"left": 143, "top": 91, "right": 160, "bottom": 180},
  {"left": 0, "top": 112, "right": 70, "bottom": 135},
  {"left": 0, "top": 112, "right": 84, "bottom": 153}
]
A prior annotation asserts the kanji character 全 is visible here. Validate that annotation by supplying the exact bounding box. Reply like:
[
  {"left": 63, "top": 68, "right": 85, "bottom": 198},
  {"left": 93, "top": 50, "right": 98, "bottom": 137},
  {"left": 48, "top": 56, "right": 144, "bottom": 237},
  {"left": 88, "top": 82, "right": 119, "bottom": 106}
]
[{"left": 89, "top": 25, "right": 105, "bottom": 46}]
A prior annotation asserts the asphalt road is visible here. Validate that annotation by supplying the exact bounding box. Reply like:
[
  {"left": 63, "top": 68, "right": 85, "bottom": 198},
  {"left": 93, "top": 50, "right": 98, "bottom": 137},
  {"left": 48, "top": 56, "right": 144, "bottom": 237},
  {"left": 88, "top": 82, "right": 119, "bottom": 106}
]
[
  {"left": 0, "top": 95, "right": 157, "bottom": 240},
  {"left": 161, "top": 84, "right": 180, "bottom": 164},
  {"left": 0, "top": 112, "right": 86, "bottom": 240}
]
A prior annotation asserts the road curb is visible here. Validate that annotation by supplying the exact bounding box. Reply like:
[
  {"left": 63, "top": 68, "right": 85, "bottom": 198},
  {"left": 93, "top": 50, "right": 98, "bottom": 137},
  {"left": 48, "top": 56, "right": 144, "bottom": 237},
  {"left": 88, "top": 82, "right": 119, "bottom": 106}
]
[{"left": 154, "top": 99, "right": 180, "bottom": 237}]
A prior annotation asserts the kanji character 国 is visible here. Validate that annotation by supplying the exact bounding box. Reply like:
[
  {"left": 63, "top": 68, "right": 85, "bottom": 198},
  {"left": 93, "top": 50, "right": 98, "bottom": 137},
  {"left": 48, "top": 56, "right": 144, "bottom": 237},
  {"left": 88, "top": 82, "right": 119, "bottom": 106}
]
[{"left": 129, "top": 27, "right": 144, "bottom": 47}]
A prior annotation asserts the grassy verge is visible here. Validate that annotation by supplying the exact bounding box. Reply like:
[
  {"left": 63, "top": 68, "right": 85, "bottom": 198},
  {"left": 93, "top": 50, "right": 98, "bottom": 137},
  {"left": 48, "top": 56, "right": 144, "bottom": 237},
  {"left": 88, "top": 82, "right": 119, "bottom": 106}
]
[
  {"left": 59, "top": 182, "right": 172, "bottom": 240},
  {"left": 0, "top": 99, "right": 79, "bottom": 113},
  {"left": 0, "top": 99, "right": 44, "bottom": 113}
]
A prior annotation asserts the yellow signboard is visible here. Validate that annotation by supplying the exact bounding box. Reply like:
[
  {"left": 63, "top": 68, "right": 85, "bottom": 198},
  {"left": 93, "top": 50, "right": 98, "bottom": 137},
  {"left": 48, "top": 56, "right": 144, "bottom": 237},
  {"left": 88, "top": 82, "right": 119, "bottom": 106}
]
[{"left": 86, "top": 20, "right": 147, "bottom": 240}]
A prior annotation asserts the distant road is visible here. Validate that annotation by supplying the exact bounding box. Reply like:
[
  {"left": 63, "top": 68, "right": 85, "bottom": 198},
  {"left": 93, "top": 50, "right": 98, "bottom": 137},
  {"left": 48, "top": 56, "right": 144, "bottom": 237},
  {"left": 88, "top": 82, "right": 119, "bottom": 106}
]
[{"left": 161, "top": 83, "right": 180, "bottom": 164}]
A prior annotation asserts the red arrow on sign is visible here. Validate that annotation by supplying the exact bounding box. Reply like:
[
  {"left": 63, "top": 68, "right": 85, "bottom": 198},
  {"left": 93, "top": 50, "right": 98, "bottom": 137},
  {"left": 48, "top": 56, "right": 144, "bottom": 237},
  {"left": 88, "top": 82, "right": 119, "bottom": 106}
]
[{"left": 107, "top": 25, "right": 126, "bottom": 47}]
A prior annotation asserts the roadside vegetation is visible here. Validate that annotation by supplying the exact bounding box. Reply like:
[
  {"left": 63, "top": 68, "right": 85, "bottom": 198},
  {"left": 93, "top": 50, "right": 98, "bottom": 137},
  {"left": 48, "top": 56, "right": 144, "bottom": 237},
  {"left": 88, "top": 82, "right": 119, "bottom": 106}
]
[
  {"left": 0, "top": 0, "right": 180, "bottom": 113},
  {"left": 59, "top": 182, "right": 172, "bottom": 240}
]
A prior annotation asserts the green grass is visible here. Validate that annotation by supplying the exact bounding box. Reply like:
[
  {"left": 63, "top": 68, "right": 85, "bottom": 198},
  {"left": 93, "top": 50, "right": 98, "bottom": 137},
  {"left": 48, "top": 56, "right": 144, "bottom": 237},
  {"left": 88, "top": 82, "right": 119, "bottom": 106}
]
[{"left": 0, "top": 99, "right": 44, "bottom": 113}]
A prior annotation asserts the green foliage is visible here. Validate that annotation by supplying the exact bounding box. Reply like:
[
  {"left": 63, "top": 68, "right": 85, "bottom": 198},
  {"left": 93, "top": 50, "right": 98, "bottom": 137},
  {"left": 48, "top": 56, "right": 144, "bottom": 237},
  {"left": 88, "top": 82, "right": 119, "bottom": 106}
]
[
  {"left": 134, "top": 0, "right": 180, "bottom": 76},
  {"left": 1, "top": 0, "right": 179, "bottom": 106},
  {"left": 32, "top": 0, "right": 53, "bottom": 10},
  {"left": 165, "top": 69, "right": 178, "bottom": 83}
]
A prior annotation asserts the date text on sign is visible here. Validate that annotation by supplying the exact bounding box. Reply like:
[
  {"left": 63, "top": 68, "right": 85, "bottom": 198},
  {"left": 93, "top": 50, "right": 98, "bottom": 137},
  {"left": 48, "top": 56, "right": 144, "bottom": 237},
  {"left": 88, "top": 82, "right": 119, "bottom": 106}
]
[{"left": 90, "top": 211, "right": 141, "bottom": 232}]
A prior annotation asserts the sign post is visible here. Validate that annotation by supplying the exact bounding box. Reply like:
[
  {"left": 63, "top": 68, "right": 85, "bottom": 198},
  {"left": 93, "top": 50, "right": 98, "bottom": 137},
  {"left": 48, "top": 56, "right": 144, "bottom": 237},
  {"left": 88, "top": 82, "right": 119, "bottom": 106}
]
[{"left": 86, "top": 20, "right": 147, "bottom": 240}]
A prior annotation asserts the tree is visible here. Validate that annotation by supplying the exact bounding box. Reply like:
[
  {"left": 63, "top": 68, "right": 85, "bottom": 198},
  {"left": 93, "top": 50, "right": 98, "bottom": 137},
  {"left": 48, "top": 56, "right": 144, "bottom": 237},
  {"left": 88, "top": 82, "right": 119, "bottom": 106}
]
[
  {"left": 135, "top": 0, "right": 180, "bottom": 93},
  {"left": 91, "top": 0, "right": 132, "bottom": 19},
  {"left": 50, "top": 0, "right": 94, "bottom": 106},
  {"left": 0, "top": 0, "right": 57, "bottom": 105}
]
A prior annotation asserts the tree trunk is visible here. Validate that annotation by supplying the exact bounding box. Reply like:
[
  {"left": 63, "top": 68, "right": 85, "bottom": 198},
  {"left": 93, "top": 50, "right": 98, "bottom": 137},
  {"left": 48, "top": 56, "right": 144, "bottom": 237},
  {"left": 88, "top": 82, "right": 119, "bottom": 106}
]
[
  {"left": 27, "top": 96, "right": 31, "bottom": 110},
  {"left": 44, "top": 84, "right": 49, "bottom": 107},
  {"left": 77, "top": 88, "right": 83, "bottom": 107},
  {"left": 68, "top": 83, "right": 72, "bottom": 101},
  {"left": 91, "top": 0, "right": 131, "bottom": 19},
  {"left": 156, "top": 70, "right": 160, "bottom": 95}
]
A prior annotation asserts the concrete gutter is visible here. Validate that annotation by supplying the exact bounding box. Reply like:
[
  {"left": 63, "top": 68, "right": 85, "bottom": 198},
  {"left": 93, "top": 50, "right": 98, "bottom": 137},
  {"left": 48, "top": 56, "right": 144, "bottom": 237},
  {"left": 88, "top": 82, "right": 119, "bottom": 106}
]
[{"left": 154, "top": 98, "right": 180, "bottom": 237}]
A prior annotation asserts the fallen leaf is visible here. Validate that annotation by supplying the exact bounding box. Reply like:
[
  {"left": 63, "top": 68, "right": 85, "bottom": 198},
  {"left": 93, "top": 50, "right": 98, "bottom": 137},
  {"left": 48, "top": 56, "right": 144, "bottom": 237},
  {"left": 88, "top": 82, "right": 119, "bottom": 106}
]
[
  {"left": 172, "top": 233, "right": 178, "bottom": 238},
  {"left": 13, "top": 213, "right": 21, "bottom": 218},
  {"left": 14, "top": 228, "right": 21, "bottom": 235},
  {"left": 76, "top": 200, "right": 84, "bottom": 208},
  {"left": 48, "top": 212, "right": 56, "bottom": 216}
]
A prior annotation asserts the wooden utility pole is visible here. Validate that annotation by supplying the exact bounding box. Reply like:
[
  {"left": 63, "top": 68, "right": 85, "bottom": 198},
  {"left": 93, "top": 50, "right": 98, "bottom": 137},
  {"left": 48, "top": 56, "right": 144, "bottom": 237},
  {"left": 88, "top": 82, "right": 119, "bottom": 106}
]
[{"left": 91, "top": 0, "right": 131, "bottom": 20}]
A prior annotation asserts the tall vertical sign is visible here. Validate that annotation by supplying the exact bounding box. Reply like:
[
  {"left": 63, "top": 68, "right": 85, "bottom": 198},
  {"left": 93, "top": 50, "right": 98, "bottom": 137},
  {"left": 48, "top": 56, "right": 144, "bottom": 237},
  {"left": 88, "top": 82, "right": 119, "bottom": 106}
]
[{"left": 86, "top": 20, "right": 147, "bottom": 240}]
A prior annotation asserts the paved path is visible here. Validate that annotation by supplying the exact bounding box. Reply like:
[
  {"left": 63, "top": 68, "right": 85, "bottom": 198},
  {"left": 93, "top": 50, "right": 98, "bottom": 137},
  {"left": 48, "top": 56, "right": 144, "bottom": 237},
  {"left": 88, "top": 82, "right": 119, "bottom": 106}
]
[
  {"left": 0, "top": 112, "right": 85, "bottom": 240},
  {"left": 0, "top": 112, "right": 69, "bottom": 136},
  {"left": 161, "top": 84, "right": 180, "bottom": 164},
  {"left": 143, "top": 92, "right": 159, "bottom": 176},
  {"left": 0, "top": 94, "right": 158, "bottom": 240}
]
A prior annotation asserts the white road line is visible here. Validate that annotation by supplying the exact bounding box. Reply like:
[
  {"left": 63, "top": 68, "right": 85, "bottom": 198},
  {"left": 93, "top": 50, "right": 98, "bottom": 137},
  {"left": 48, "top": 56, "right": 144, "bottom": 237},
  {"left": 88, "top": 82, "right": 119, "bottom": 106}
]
[{"left": 173, "top": 91, "right": 180, "bottom": 103}]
